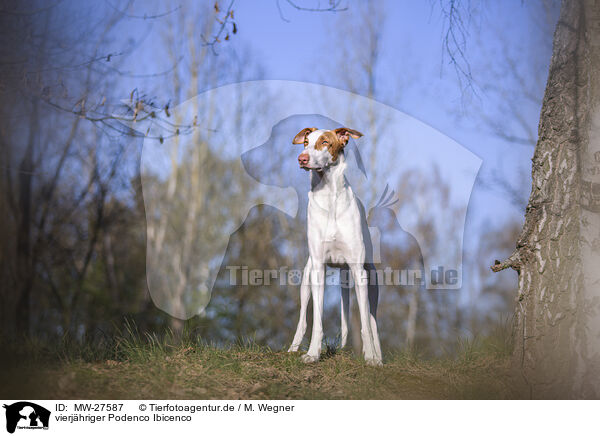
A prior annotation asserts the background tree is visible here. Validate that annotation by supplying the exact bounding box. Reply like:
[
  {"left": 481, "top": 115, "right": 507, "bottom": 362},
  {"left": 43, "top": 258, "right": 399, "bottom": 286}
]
[{"left": 492, "top": 0, "right": 600, "bottom": 399}]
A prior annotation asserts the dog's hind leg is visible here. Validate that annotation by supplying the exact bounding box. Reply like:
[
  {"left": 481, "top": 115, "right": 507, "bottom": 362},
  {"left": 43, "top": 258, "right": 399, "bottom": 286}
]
[
  {"left": 369, "top": 302, "right": 383, "bottom": 363},
  {"left": 288, "top": 258, "right": 312, "bottom": 352},
  {"left": 367, "top": 264, "right": 383, "bottom": 362},
  {"left": 340, "top": 265, "right": 350, "bottom": 348},
  {"left": 350, "top": 264, "right": 381, "bottom": 366}
]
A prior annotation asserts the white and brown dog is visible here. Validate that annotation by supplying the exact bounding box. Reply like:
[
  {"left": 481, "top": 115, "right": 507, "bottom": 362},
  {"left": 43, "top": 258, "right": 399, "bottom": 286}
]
[{"left": 288, "top": 127, "right": 383, "bottom": 366}]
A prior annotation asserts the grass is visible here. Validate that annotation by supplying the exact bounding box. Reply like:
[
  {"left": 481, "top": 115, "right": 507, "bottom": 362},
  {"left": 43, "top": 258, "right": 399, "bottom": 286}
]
[{"left": 0, "top": 322, "right": 525, "bottom": 399}]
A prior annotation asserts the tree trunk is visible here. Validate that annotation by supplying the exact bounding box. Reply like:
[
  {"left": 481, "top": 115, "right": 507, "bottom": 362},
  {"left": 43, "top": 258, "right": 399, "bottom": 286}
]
[
  {"left": 170, "top": 317, "right": 184, "bottom": 340},
  {"left": 15, "top": 100, "right": 38, "bottom": 336},
  {"left": 405, "top": 288, "right": 418, "bottom": 348},
  {"left": 493, "top": 0, "right": 600, "bottom": 398}
]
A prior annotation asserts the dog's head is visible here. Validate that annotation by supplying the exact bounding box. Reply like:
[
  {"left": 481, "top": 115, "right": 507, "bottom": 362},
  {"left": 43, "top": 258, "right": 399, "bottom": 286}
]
[{"left": 293, "top": 127, "right": 363, "bottom": 172}]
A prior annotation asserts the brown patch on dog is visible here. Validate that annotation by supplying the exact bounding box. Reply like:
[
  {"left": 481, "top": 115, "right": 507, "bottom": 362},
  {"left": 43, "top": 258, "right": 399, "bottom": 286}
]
[
  {"left": 292, "top": 127, "right": 318, "bottom": 145},
  {"left": 316, "top": 128, "right": 363, "bottom": 161},
  {"left": 315, "top": 131, "right": 341, "bottom": 160}
]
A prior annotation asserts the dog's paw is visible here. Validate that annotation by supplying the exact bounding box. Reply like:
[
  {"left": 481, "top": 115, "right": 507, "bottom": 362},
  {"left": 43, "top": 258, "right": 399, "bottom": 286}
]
[{"left": 301, "top": 353, "right": 320, "bottom": 363}]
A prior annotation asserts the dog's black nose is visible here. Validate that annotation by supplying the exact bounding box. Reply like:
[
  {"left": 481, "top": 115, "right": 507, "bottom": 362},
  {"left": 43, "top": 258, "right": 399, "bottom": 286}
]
[{"left": 298, "top": 153, "right": 309, "bottom": 166}]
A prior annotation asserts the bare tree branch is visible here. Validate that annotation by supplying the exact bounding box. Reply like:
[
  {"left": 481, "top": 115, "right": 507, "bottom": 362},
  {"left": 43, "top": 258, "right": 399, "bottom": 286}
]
[
  {"left": 201, "top": 0, "right": 237, "bottom": 54},
  {"left": 438, "top": 0, "right": 476, "bottom": 92},
  {"left": 276, "top": 0, "right": 347, "bottom": 22},
  {"left": 103, "top": 0, "right": 181, "bottom": 20},
  {"left": 285, "top": 0, "right": 346, "bottom": 12}
]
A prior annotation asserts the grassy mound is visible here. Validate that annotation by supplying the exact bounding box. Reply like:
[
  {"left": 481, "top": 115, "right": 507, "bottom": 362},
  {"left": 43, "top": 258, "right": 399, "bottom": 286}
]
[{"left": 0, "top": 323, "right": 524, "bottom": 399}]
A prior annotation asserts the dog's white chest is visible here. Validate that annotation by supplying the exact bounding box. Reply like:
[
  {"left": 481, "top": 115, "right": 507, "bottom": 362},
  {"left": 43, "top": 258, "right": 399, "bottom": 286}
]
[
  {"left": 307, "top": 187, "right": 361, "bottom": 265},
  {"left": 308, "top": 189, "right": 354, "bottom": 236}
]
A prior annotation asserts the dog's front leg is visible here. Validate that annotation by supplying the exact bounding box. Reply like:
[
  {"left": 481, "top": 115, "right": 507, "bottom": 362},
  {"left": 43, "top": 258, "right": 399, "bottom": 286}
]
[
  {"left": 340, "top": 265, "right": 350, "bottom": 349},
  {"left": 288, "top": 258, "right": 312, "bottom": 352},
  {"left": 302, "top": 262, "right": 325, "bottom": 363}
]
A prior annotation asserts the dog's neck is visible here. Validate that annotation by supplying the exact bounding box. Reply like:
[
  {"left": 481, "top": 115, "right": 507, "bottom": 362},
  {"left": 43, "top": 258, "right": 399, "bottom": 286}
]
[
  {"left": 309, "top": 152, "right": 349, "bottom": 240},
  {"left": 309, "top": 152, "right": 348, "bottom": 196}
]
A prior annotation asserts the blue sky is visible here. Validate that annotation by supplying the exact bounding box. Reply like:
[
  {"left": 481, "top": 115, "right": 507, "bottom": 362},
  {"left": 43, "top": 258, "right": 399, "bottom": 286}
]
[
  {"left": 217, "top": 0, "right": 554, "bottom": 311},
  {"left": 112, "top": 0, "right": 548, "bottom": 224},
  {"left": 97, "top": 0, "right": 552, "bottom": 225},
  {"left": 225, "top": 0, "right": 552, "bottom": 237},
  {"left": 100, "top": 0, "right": 556, "bottom": 311}
]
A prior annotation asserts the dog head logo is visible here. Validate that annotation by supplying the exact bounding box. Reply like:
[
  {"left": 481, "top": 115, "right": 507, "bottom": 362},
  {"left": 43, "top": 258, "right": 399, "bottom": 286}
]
[
  {"left": 135, "top": 80, "right": 481, "bottom": 320},
  {"left": 3, "top": 402, "right": 50, "bottom": 433}
]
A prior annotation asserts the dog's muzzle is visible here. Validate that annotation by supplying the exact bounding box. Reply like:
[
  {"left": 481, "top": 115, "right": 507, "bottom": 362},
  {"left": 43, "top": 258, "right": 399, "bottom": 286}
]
[{"left": 298, "top": 153, "right": 310, "bottom": 167}]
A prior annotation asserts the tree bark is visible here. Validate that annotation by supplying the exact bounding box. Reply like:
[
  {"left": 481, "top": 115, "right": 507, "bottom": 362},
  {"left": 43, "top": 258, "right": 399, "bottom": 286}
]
[{"left": 493, "top": 0, "right": 600, "bottom": 398}]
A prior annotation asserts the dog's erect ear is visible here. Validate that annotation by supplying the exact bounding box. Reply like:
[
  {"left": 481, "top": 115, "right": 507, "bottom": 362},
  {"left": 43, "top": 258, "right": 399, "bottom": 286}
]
[
  {"left": 333, "top": 127, "right": 363, "bottom": 145},
  {"left": 292, "top": 127, "right": 318, "bottom": 144}
]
